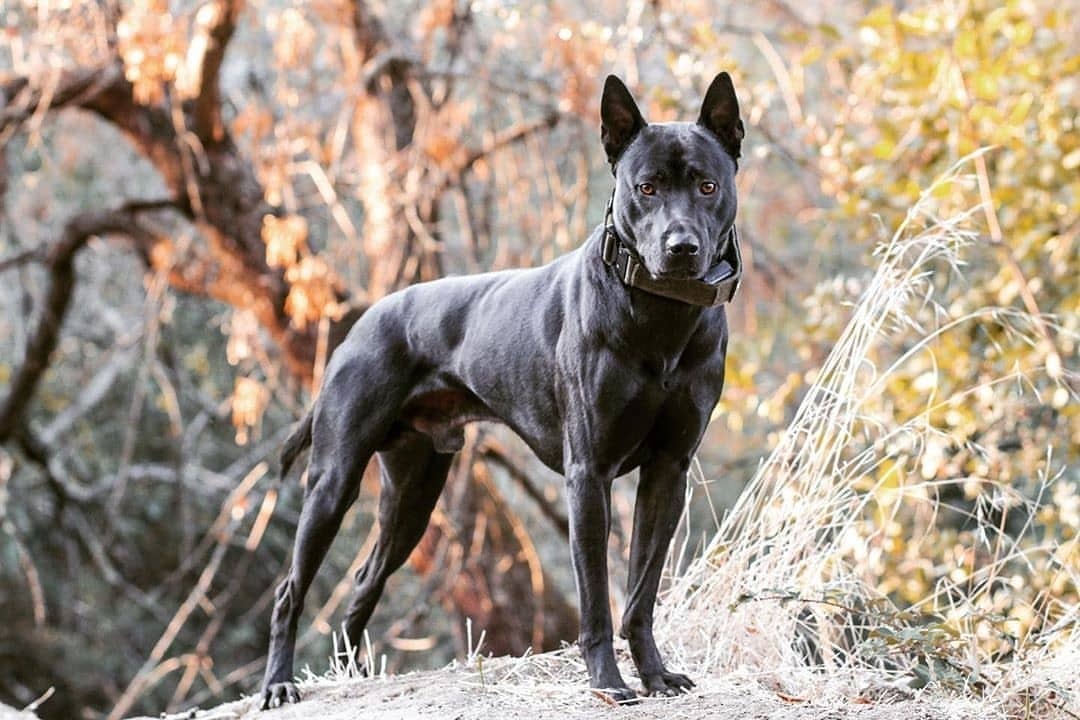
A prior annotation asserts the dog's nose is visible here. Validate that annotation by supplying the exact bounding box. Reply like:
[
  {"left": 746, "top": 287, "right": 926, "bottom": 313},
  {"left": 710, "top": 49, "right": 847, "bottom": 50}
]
[{"left": 664, "top": 235, "right": 700, "bottom": 256}]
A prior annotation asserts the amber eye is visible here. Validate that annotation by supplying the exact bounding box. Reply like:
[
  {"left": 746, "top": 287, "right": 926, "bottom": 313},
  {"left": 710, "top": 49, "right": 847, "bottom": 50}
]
[
  {"left": 638, "top": 183, "right": 656, "bottom": 196},
  {"left": 700, "top": 181, "right": 717, "bottom": 195}
]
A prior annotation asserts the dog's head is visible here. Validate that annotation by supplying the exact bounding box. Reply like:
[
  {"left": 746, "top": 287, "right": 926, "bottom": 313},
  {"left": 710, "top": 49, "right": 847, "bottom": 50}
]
[{"left": 601, "top": 73, "right": 744, "bottom": 281}]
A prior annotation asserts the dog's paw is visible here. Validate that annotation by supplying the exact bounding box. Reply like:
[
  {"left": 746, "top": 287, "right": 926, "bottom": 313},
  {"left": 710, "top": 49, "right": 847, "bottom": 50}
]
[
  {"left": 641, "top": 670, "right": 695, "bottom": 697},
  {"left": 260, "top": 681, "right": 301, "bottom": 710},
  {"left": 592, "top": 685, "right": 639, "bottom": 705}
]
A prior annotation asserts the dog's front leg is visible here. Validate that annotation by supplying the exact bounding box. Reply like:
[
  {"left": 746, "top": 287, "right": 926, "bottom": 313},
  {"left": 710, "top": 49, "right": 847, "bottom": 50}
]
[
  {"left": 621, "top": 456, "right": 695, "bottom": 696},
  {"left": 564, "top": 464, "right": 636, "bottom": 703}
]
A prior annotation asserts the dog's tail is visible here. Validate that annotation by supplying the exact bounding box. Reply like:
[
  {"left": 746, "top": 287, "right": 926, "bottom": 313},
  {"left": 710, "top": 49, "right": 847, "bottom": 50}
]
[{"left": 280, "top": 411, "right": 314, "bottom": 480}]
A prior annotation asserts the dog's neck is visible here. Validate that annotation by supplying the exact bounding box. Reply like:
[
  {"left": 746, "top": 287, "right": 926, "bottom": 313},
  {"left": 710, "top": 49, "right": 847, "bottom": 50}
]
[{"left": 581, "top": 228, "right": 713, "bottom": 369}]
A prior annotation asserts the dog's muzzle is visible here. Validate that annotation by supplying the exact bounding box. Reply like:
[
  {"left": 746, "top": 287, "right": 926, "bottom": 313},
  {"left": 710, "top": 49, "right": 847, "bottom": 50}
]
[{"left": 601, "top": 203, "right": 742, "bottom": 307}]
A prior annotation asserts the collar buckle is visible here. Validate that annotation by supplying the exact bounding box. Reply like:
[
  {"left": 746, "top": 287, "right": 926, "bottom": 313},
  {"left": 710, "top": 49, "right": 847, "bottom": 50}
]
[
  {"left": 622, "top": 253, "right": 637, "bottom": 285},
  {"left": 601, "top": 228, "right": 619, "bottom": 266}
]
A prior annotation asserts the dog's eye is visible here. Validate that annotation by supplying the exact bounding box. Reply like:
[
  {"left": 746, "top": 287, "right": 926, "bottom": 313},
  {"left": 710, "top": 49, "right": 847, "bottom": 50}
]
[
  {"left": 700, "top": 181, "right": 717, "bottom": 195},
  {"left": 638, "top": 183, "right": 656, "bottom": 196}
]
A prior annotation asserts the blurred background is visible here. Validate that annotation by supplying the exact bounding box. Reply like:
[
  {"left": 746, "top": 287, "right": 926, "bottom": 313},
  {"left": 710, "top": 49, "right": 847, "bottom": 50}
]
[{"left": 0, "top": 1, "right": 1076, "bottom": 718}]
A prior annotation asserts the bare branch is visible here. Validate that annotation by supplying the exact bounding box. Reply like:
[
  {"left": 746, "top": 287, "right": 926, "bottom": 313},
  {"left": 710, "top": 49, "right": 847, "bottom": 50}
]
[
  {"left": 3, "top": 52, "right": 363, "bottom": 382},
  {"left": 478, "top": 437, "right": 569, "bottom": 539},
  {"left": 181, "top": 0, "right": 241, "bottom": 145},
  {"left": 107, "top": 462, "right": 267, "bottom": 720},
  {"left": 0, "top": 201, "right": 174, "bottom": 443},
  {"left": 0, "top": 247, "right": 42, "bottom": 273},
  {"left": 0, "top": 64, "right": 123, "bottom": 145},
  {"left": 436, "top": 111, "right": 561, "bottom": 195},
  {"left": 39, "top": 335, "right": 141, "bottom": 444},
  {"left": 458, "top": 111, "right": 561, "bottom": 175}
]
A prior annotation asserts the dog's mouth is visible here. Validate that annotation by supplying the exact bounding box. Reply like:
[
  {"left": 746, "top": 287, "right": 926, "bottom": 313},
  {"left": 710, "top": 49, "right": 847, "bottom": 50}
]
[
  {"left": 652, "top": 268, "right": 701, "bottom": 280},
  {"left": 651, "top": 257, "right": 709, "bottom": 281}
]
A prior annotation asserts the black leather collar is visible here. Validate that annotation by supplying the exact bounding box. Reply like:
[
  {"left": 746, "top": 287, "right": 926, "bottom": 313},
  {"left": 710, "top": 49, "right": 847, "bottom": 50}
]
[{"left": 600, "top": 197, "right": 742, "bottom": 307}]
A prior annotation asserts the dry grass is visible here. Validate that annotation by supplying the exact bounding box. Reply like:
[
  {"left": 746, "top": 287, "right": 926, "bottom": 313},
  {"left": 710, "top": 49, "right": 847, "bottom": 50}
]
[{"left": 653, "top": 156, "right": 1079, "bottom": 718}]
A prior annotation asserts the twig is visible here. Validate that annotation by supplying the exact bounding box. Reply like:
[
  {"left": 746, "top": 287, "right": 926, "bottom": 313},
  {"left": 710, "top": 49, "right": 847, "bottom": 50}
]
[
  {"left": 438, "top": 111, "right": 561, "bottom": 195},
  {"left": 478, "top": 438, "right": 569, "bottom": 538},
  {"left": 0, "top": 63, "right": 123, "bottom": 145},
  {"left": 10, "top": 527, "right": 47, "bottom": 627},
  {"left": 108, "top": 269, "right": 169, "bottom": 515},
  {"left": 0, "top": 200, "right": 174, "bottom": 444},
  {"left": 182, "top": 0, "right": 241, "bottom": 145},
  {"left": 23, "top": 686, "right": 54, "bottom": 713},
  {"left": 39, "top": 333, "right": 141, "bottom": 444},
  {"left": 752, "top": 32, "right": 802, "bottom": 126},
  {"left": 476, "top": 461, "right": 548, "bottom": 651},
  {"left": 106, "top": 462, "right": 264, "bottom": 720},
  {"left": 0, "top": 247, "right": 42, "bottom": 272}
]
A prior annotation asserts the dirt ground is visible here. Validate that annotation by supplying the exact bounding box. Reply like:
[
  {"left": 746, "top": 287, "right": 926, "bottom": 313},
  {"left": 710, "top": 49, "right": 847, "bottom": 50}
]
[{"left": 127, "top": 654, "right": 996, "bottom": 720}]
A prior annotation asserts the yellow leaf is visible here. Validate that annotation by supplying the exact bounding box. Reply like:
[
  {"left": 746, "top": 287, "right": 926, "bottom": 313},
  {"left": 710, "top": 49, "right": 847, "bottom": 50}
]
[
  {"left": 953, "top": 27, "right": 978, "bottom": 57},
  {"left": 1062, "top": 148, "right": 1080, "bottom": 171},
  {"left": 984, "top": 7, "right": 1009, "bottom": 34},
  {"left": 872, "top": 139, "right": 896, "bottom": 160},
  {"left": 861, "top": 5, "right": 893, "bottom": 30},
  {"left": 931, "top": 179, "right": 954, "bottom": 199},
  {"left": 800, "top": 45, "right": 823, "bottom": 65},
  {"left": 1008, "top": 93, "right": 1034, "bottom": 125},
  {"left": 1007, "top": 20, "right": 1034, "bottom": 46},
  {"left": 972, "top": 73, "right": 999, "bottom": 101},
  {"left": 898, "top": 10, "right": 939, "bottom": 35}
]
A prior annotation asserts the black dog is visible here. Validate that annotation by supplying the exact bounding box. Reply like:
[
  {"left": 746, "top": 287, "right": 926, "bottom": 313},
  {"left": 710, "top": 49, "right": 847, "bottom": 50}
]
[{"left": 261, "top": 73, "right": 744, "bottom": 708}]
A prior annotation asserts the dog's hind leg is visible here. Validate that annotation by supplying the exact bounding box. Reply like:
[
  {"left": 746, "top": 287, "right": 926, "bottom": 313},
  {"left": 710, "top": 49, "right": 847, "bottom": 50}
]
[
  {"left": 261, "top": 458, "right": 370, "bottom": 707},
  {"left": 261, "top": 391, "right": 400, "bottom": 708},
  {"left": 341, "top": 430, "right": 453, "bottom": 655}
]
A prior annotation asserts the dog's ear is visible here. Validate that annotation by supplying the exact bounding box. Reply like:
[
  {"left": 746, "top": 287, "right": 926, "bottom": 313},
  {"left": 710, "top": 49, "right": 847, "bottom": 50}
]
[
  {"left": 698, "top": 72, "right": 744, "bottom": 160},
  {"left": 601, "top": 75, "right": 647, "bottom": 168}
]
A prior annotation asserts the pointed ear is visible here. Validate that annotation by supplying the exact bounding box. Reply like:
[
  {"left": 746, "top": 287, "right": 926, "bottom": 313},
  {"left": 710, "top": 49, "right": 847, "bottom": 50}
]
[
  {"left": 698, "top": 72, "right": 744, "bottom": 159},
  {"left": 600, "top": 75, "right": 647, "bottom": 167}
]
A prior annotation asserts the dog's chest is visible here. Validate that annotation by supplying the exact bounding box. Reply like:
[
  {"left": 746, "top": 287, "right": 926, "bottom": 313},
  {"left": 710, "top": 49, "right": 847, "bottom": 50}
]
[
  {"left": 598, "top": 328, "right": 726, "bottom": 467},
  {"left": 591, "top": 365, "right": 700, "bottom": 458},
  {"left": 639, "top": 353, "right": 681, "bottom": 389}
]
